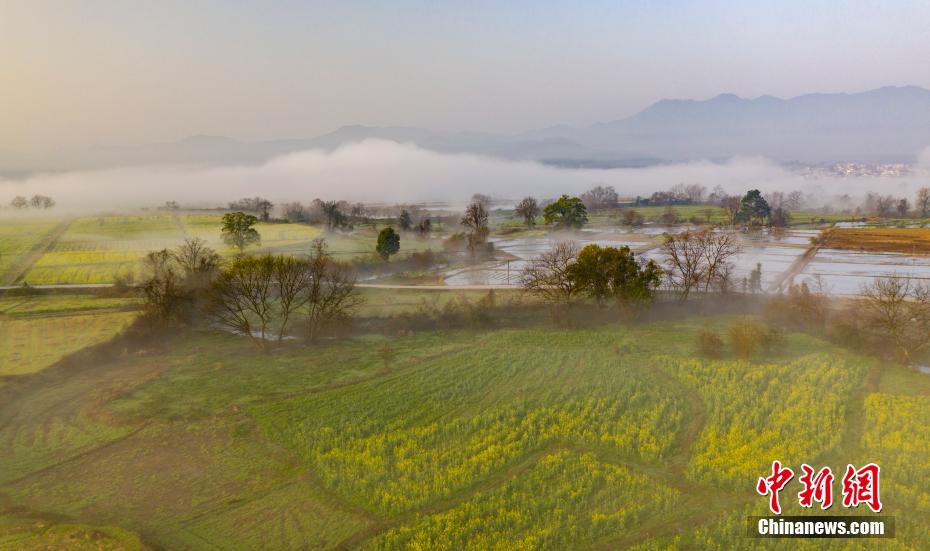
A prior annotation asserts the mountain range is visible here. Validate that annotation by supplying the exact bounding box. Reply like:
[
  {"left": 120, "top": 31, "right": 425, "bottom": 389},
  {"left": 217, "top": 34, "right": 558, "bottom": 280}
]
[{"left": 4, "top": 85, "right": 930, "bottom": 175}]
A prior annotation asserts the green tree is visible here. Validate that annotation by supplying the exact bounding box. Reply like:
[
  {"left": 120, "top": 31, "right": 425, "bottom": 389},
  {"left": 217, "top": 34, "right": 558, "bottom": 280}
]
[
  {"left": 543, "top": 195, "right": 588, "bottom": 229},
  {"left": 376, "top": 227, "right": 401, "bottom": 261},
  {"left": 568, "top": 244, "right": 662, "bottom": 306},
  {"left": 736, "top": 189, "right": 771, "bottom": 226},
  {"left": 221, "top": 212, "right": 261, "bottom": 253}
]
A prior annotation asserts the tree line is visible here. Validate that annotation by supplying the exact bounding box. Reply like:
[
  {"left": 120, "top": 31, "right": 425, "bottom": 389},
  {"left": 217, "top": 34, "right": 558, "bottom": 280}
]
[{"left": 9, "top": 194, "right": 55, "bottom": 210}]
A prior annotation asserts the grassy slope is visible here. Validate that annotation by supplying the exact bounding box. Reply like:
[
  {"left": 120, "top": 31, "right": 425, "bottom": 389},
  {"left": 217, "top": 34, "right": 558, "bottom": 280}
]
[{"left": 4, "top": 310, "right": 925, "bottom": 549}]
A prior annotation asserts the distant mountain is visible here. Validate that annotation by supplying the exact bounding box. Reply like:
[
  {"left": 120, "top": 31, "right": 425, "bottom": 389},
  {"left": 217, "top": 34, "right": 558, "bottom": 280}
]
[
  {"left": 531, "top": 85, "right": 930, "bottom": 164},
  {"left": 4, "top": 86, "right": 930, "bottom": 174}
]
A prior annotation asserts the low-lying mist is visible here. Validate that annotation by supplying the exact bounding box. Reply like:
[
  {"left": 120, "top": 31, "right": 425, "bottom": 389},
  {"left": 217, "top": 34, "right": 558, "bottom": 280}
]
[{"left": 2, "top": 140, "right": 929, "bottom": 212}]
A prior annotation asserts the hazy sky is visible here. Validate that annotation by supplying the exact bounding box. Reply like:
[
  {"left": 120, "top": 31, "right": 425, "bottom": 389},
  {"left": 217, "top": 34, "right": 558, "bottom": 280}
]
[{"left": 3, "top": 0, "right": 930, "bottom": 153}]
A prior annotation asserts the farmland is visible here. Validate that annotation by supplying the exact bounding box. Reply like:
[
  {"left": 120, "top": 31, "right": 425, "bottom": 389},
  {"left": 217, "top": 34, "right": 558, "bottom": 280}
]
[
  {"left": 826, "top": 227, "right": 930, "bottom": 254},
  {"left": 0, "top": 217, "right": 62, "bottom": 284},
  {"left": 3, "top": 307, "right": 928, "bottom": 549},
  {"left": 0, "top": 293, "right": 138, "bottom": 378}
]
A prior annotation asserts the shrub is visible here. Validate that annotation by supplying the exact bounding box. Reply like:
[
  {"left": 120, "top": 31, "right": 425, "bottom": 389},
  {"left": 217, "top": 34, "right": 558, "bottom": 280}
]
[
  {"left": 728, "top": 318, "right": 766, "bottom": 358},
  {"left": 696, "top": 330, "right": 725, "bottom": 358}
]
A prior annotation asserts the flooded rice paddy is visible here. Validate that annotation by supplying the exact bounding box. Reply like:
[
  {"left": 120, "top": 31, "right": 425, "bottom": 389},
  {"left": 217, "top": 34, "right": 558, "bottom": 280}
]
[{"left": 441, "top": 225, "right": 930, "bottom": 295}]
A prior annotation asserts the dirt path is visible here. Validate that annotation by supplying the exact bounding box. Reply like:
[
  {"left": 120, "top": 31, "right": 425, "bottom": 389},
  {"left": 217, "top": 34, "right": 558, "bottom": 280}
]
[
  {"left": 3, "top": 218, "right": 73, "bottom": 285},
  {"left": 767, "top": 227, "right": 830, "bottom": 293}
]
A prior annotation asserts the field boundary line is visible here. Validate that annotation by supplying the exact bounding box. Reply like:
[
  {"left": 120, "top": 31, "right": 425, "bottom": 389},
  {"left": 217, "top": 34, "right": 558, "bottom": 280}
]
[{"left": 5, "top": 218, "right": 74, "bottom": 285}]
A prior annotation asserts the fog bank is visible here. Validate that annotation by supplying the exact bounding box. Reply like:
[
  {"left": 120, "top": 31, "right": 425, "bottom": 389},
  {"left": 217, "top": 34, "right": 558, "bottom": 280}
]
[{"left": 1, "top": 140, "right": 929, "bottom": 212}]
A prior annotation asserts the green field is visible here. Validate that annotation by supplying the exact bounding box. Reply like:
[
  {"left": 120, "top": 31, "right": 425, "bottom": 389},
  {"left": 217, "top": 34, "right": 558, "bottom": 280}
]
[
  {"left": 0, "top": 294, "right": 139, "bottom": 378},
  {"left": 2, "top": 308, "right": 926, "bottom": 549},
  {"left": 0, "top": 217, "right": 63, "bottom": 284},
  {"left": 2, "top": 212, "right": 452, "bottom": 284}
]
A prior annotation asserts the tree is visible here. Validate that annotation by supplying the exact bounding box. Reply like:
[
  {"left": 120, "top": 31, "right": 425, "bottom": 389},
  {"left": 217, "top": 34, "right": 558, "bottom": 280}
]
[
  {"left": 376, "top": 227, "right": 400, "bottom": 261},
  {"left": 174, "top": 237, "right": 221, "bottom": 289},
  {"left": 684, "top": 184, "right": 707, "bottom": 204},
  {"left": 321, "top": 201, "right": 347, "bottom": 230},
  {"left": 304, "top": 240, "right": 361, "bottom": 341},
  {"left": 543, "top": 195, "right": 588, "bottom": 229},
  {"left": 416, "top": 218, "right": 432, "bottom": 236},
  {"left": 917, "top": 187, "right": 930, "bottom": 217},
  {"left": 221, "top": 212, "right": 261, "bottom": 253},
  {"left": 281, "top": 201, "right": 308, "bottom": 222},
  {"left": 10, "top": 196, "right": 27, "bottom": 209},
  {"left": 140, "top": 249, "right": 184, "bottom": 326},
  {"left": 521, "top": 241, "right": 581, "bottom": 305},
  {"left": 29, "top": 195, "right": 54, "bottom": 209},
  {"left": 785, "top": 190, "right": 804, "bottom": 211},
  {"left": 861, "top": 276, "right": 930, "bottom": 363},
  {"left": 621, "top": 209, "right": 645, "bottom": 227},
  {"left": 398, "top": 209, "right": 413, "bottom": 231},
  {"left": 661, "top": 231, "right": 706, "bottom": 300},
  {"left": 460, "top": 201, "right": 489, "bottom": 253},
  {"left": 897, "top": 198, "right": 910, "bottom": 217},
  {"left": 695, "top": 230, "right": 741, "bottom": 292},
  {"left": 748, "top": 263, "right": 763, "bottom": 293},
  {"left": 580, "top": 185, "right": 619, "bottom": 210},
  {"left": 229, "top": 197, "right": 273, "bottom": 221},
  {"left": 736, "top": 189, "right": 771, "bottom": 226},
  {"left": 721, "top": 195, "right": 741, "bottom": 225},
  {"left": 272, "top": 255, "right": 313, "bottom": 341},
  {"left": 568, "top": 244, "right": 662, "bottom": 307},
  {"left": 210, "top": 255, "right": 277, "bottom": 350},
  {"left": 471, "top": 193, "right": 492, "bottom": 209},
  {"left": 770, "top": 207, "right": 791, "bottom": 227},
  {"left": 514, "top": 196, "right": 540, "bottom": 228}
]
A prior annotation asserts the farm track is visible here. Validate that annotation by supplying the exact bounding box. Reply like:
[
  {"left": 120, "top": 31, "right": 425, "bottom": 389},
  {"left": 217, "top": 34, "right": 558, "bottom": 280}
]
[{"left": 3, "top": 218, "right": 73, "bottom": 285}]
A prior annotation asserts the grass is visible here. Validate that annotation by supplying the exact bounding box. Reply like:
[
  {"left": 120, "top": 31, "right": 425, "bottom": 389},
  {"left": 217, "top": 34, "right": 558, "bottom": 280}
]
[
  {"left": 0, "top": 294, "right": 138, "bottom": 377},
  {"left": 826, "top": 227, "right": 930, "bottom": 254},
  {"left": 5, "top": 310, "right": 927, "bottom": 548},
  {"left": 0, "top": 216, "right": 62, "bottom": 284}
]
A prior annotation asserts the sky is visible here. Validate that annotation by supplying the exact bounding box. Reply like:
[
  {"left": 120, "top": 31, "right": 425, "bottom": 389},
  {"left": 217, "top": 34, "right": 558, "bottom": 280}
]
[{"left": 3, "top": 0, "right": 930, "bottom": 154}]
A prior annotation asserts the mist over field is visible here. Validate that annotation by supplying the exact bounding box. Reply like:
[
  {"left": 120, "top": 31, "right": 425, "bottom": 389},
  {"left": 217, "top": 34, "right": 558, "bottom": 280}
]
[{"left": 3, "top": 139, "right": 929, "bottom": 212}]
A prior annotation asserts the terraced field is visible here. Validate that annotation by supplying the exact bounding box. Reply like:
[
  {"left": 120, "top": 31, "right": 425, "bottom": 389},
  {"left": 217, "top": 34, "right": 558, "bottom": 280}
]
[{"left": 3, "top": 313, "right": 924, "bottom": 549}]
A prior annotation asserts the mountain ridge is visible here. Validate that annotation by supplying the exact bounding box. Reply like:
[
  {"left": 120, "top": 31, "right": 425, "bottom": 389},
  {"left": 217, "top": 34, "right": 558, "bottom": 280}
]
[{"left": 4, "top": 85, "right": 930, "bottom": 174}]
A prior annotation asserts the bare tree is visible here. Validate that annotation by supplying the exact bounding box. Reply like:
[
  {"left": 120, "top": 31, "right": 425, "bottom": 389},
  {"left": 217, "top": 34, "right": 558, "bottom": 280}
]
[
  {"left": 861, "top": 276, "right": 930, "bottom": 363},
  {"left": 521, "top": 241, "right": 581, "bottom": 305},
  {"left": 29, "top": 194, "right": 55, "bottom": 209},
  {"left": 721, "top": 196, "right": 741, "bottom": 225},
  {"left": 10, "top": 196, "right": 27, "bottom": 209},
  {"left": 461, "top": 201, "right": 489, "bottom": 254},
  {"left": 304, "top": 240, "right": 362, "bottom": 341},
  {"left": 785, "top": 190, "right": 804, "bottom": 211},
  {"left": 580, "top": 185, "right": 619, "bottom": 210},
  {"left": 514, "top": 196, "right": 540, "bottom": 228},
  {"left": 174, "top": 237, "right": 221, "bottom": 288},
  {"left": 269, "top": 255, "right": 310, "bottom": 341},
  {"left": 684, "top": 184, "right": 707, "bottom": 204},
  {"left": 917, "top": 187, "right": 930, "bottom": 217},
  {"left": 471, "top": 193, "right": 492, "bottom": 209},
  {"left": 660, "top": 231, "right": 706, "bottom": 300},
  {"left": 695, "top": 230, "right": 741, "bottom": 292},
  {"left": 211, "top": 255, "right": 277, "bottom": 350},
  {"left": 140, "top": 249, "right": 184, "bottom": 326}
]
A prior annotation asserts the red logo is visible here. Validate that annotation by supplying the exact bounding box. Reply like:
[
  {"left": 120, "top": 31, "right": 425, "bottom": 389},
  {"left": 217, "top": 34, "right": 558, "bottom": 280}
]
[{"left": 758, "top": 461, "right": 882, "bottom": 514}]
